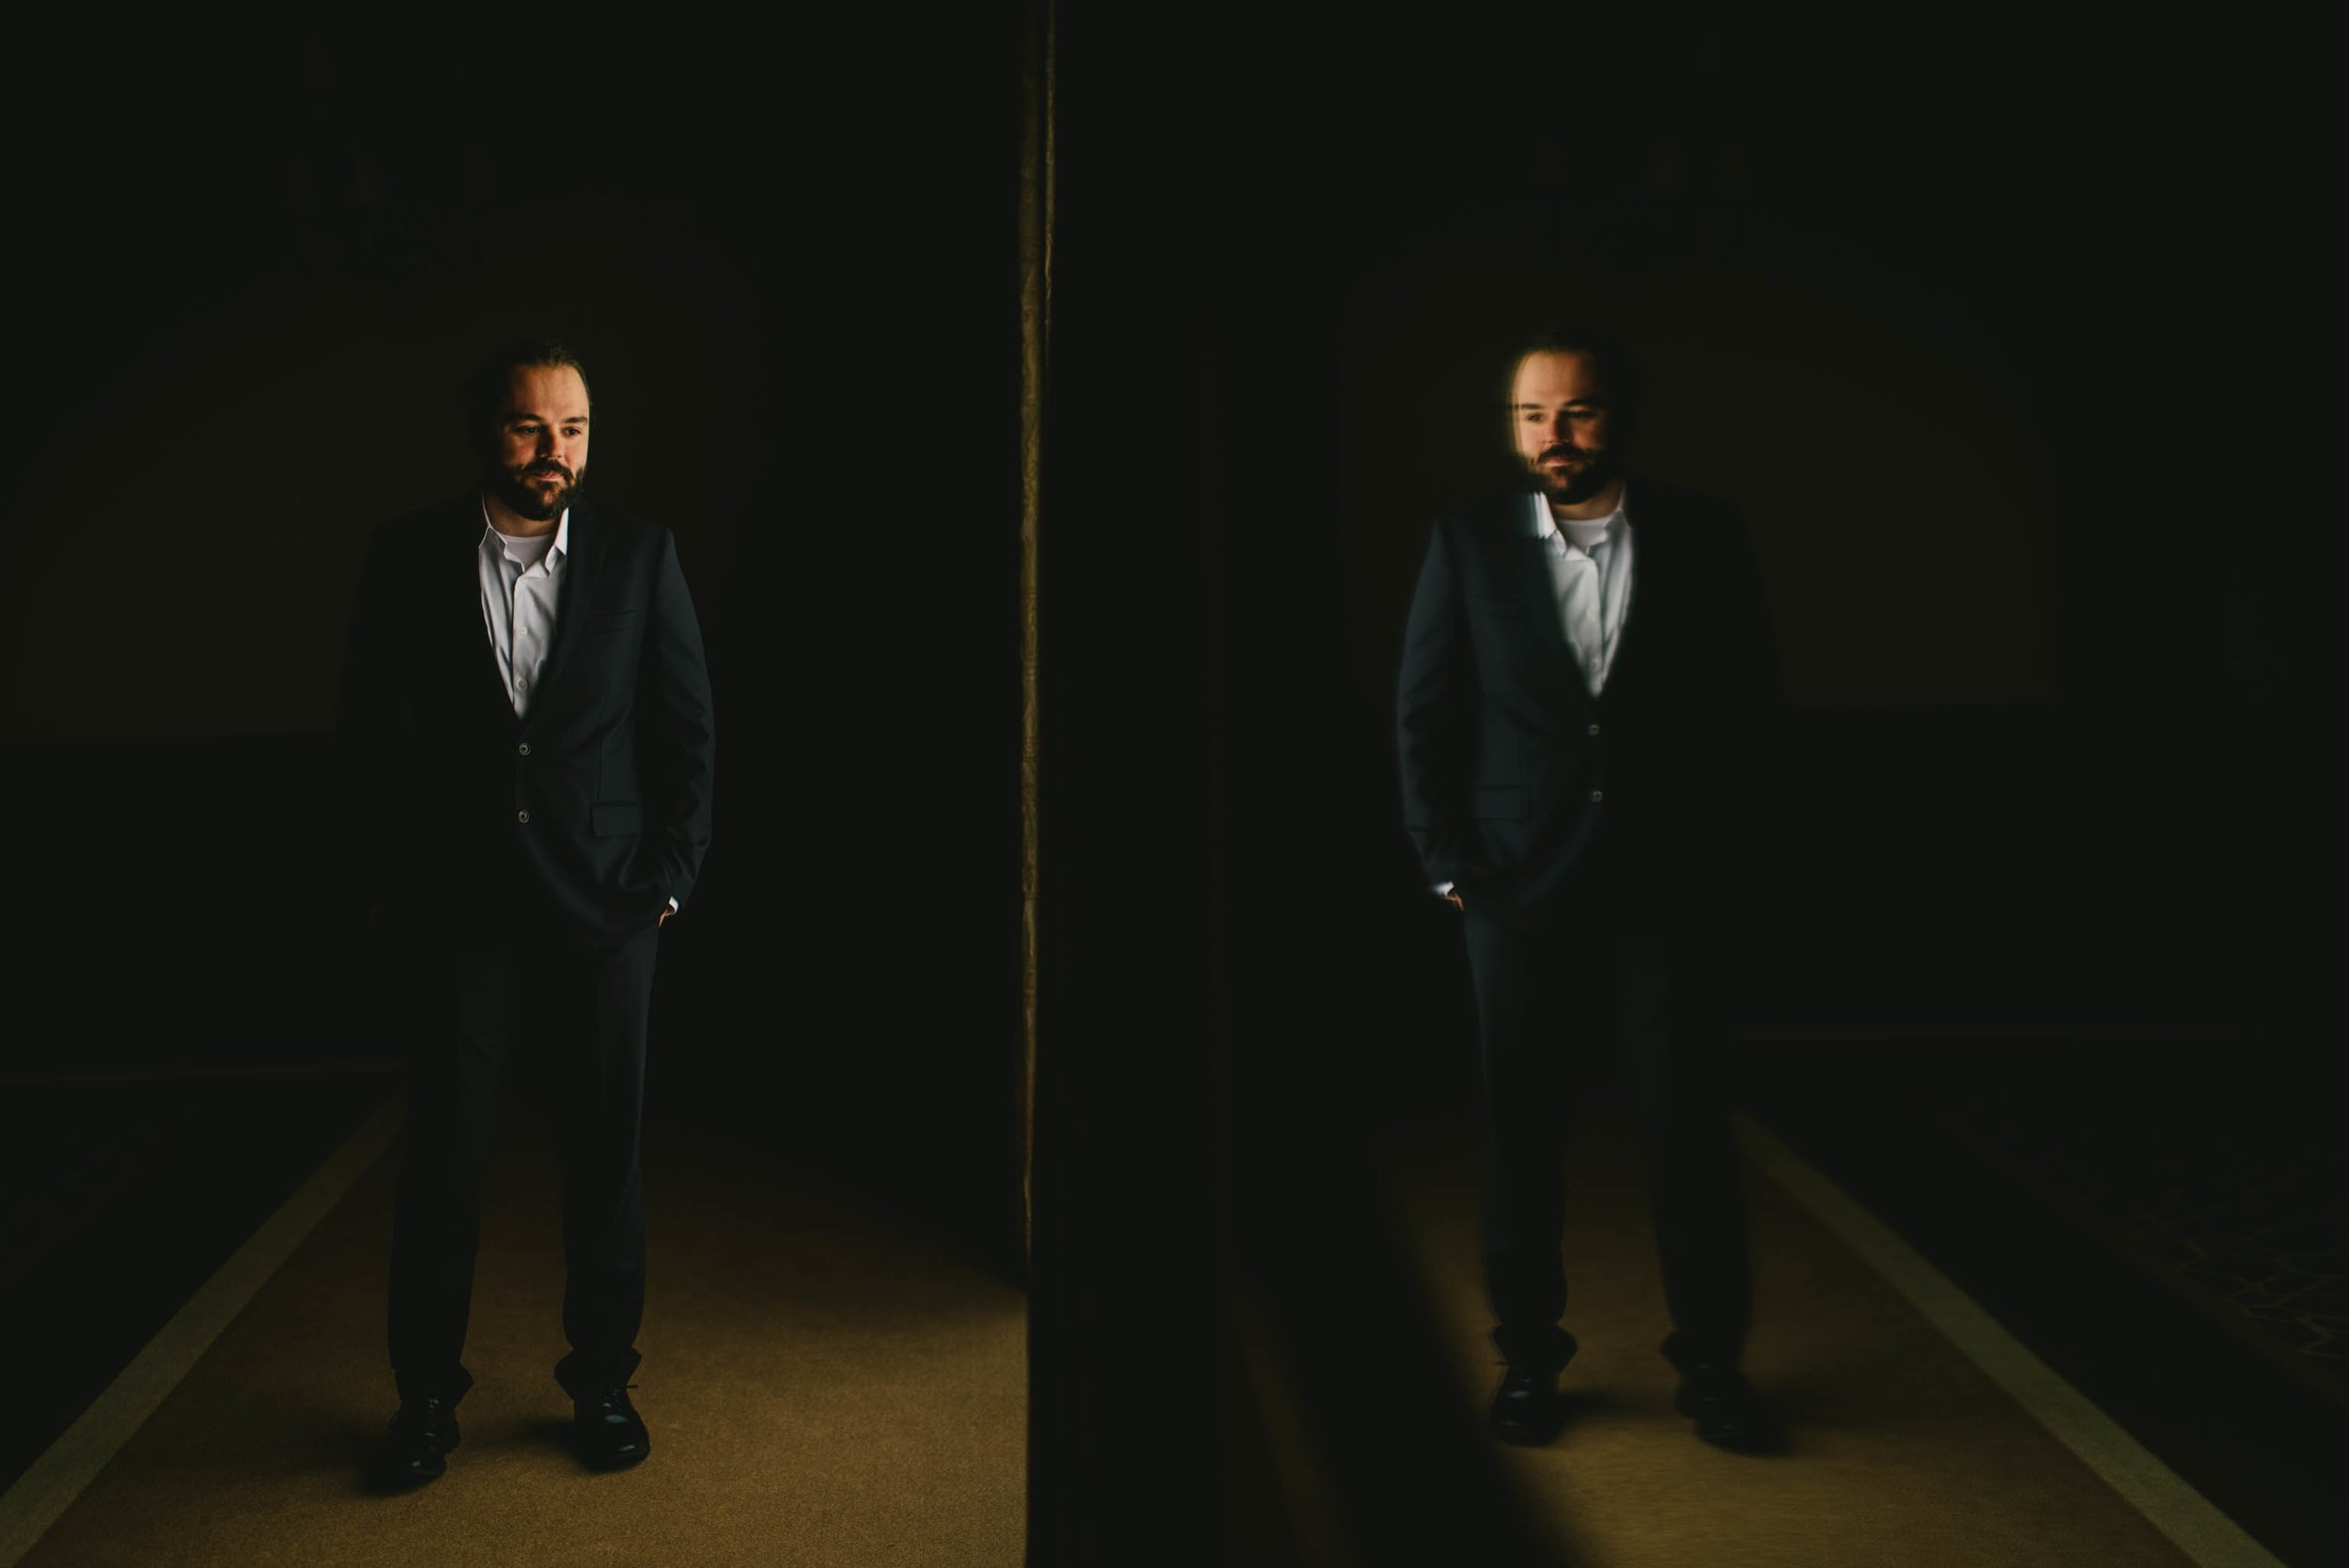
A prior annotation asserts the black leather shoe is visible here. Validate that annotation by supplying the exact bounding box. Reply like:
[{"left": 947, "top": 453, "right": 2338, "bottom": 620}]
[
  {"left": 1673, "top": 1364, "right": 1781, "bottom": 1453},
  {"left": 570, "top": 1385, "right": 651, "bottom": 1469},
  {"left": 1489, "top": 1363, "right": 1568, "bottom": 1446},
  {"left": 369, "top": 1396, "right": 460, "bottom": 1489}
]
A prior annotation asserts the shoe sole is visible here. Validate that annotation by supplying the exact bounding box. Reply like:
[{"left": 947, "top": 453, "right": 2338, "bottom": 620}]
[
  {"left": 366, "top": 1458, "right": 447, "bottom": 1492},
  {"left": 573, "top": 1438, "right": 651, "bottom": 1471},
  {"left": 579, "top": 1452, "right": 649, "bottom": 1471}
]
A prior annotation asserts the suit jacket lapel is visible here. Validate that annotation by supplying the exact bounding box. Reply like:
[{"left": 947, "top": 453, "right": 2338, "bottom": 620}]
[
  {"left": 437, "top": 497, "right": 518, "bottom": 725},
  {"left": 1604, "top": 490, "right": 1648, "bottom": 698},
  {"left": 1501, "top": 495, "right": 1579, "bottom": 699},
  {"left": 521, "top": 500, "right": 601, "bottom": 737},
  {"left": 1503, "top": 490, "right": 1608, "bottom": 708},
  {"left": 1603, "top": 475, "right": 1681, "bottom": 702}
]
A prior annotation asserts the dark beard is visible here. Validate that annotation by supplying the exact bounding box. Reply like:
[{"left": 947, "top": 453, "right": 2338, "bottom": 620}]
[
  {"left": 1525, "top": 446, "right": 1620, "bottom": 506},
  {"left": 487, "top": 461, "right": 583, "bottom": 522}
]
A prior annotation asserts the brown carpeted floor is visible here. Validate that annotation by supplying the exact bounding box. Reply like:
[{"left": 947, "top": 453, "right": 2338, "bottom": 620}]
[
  {"left": 17, "top": 1087, "right": 2279, "bottom": 1565},
  {"left": 19, "top": 1114, "right": 1025, "bottom": 1568},
  {"left": 1381, "top": 1104, "right": 2213, "bottom": 1568}
]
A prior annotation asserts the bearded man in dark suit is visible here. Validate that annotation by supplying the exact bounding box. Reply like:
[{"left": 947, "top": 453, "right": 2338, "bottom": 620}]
[
  {"left": 337, "top": 338, "right": 715, "bottom": 1485},
  {"left": 1396, "top": 327, "right": 1779, "bottom": 1451}
]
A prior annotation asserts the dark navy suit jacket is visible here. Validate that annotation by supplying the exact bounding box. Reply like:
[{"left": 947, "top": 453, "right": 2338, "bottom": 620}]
[
  {"left": 335, "top": 492, "right": 716, "bottom": 950},
  {"left": 1395, "top": 476, "right": 1777, "bottom": 926}
]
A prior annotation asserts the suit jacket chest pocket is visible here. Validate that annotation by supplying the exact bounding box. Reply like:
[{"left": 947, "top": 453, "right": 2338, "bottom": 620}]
[
  {"left": 572, "top": 606, "right": 642, "bottom": 673},
  {"left": 1469, "top": 592, "right": 1544, "bottom": 678},
  {"left": 1470, "top": 594, "right": 1529, "bottom": 635},
  {"left": 557, "top": 607, "right": 643, "bottom": 715}
]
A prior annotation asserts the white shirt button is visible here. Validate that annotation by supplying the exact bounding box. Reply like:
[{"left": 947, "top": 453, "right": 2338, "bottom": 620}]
[{"left": 518, "top": 742, "right": 531, "bottom": 756}]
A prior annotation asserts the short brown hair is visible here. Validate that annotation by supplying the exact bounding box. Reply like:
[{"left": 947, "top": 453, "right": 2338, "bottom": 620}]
[
  {"left": 1514, "top": 325, "right": 1641, "bottom": 431},
  {"left": 463, "top": 338, "right": 592, "bottom": 458}
]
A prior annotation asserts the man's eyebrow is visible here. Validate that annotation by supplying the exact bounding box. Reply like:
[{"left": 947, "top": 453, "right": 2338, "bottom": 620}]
[
  {"left": 1510, "top": 398, "right": 1605, "bottom": 411},
  {"left": 506, "top": 413, "right": 591, "bottom": 424}
]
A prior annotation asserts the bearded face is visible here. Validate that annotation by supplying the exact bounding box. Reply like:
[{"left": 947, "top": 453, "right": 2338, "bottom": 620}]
[
  {"left": 488, "top": 453, "right": 583, "bottom": 521},
  {"left": 1521, "top": 432, "right": 1622, "bottom": 505},
  {"left": 1509, "top": 350, "right": 1623, "bottom": 508},
  {"left": 483, "top": 365, "right": 591, "bottom": 523}
]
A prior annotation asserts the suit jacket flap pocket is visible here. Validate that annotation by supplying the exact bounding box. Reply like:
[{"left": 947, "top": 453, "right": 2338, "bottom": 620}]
[
  {"left": 591, "top": 801, "right": 644, "bottom": 836},
  {"left": 1472, "top": 786, "right": 1529, "bottom": 820}
]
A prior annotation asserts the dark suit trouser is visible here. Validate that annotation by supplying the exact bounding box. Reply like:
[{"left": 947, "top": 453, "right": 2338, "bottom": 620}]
[
  {"left": 1461, "top": 840, "right": 1751, "bottom": 1374},
  {"left": 385, "top": 874, "right": 657, "bottom": 1406}
]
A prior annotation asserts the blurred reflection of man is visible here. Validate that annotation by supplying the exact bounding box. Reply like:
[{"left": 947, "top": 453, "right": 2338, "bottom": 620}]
[{"left": 1395, "top": 326, "right": 1780, "bottom": 1451}]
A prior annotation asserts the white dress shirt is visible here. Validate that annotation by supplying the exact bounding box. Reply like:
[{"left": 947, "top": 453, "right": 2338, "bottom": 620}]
[
  {"left": 477, "top": 500, "right": 568, "bottom": 720},
  {"left": 477, "top": 497, "right": 676, "bottom": 918},
  {"left": 1530, "top": 481, "right": 1634, "bottom": 696}
]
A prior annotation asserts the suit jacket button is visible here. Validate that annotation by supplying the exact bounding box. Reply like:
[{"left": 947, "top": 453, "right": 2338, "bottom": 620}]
[
  {"left": 1589, "top": 790, "right": 1603, "bottom": 803},
  {"left": 518, "top": 742, "right": 531, "bottom": 756},
  {"left": 1587, "top": 723, "right": 1600, "bottom": 737},
  {"left": 517, "top": 810, "right": 530, "bottom": 824}
]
